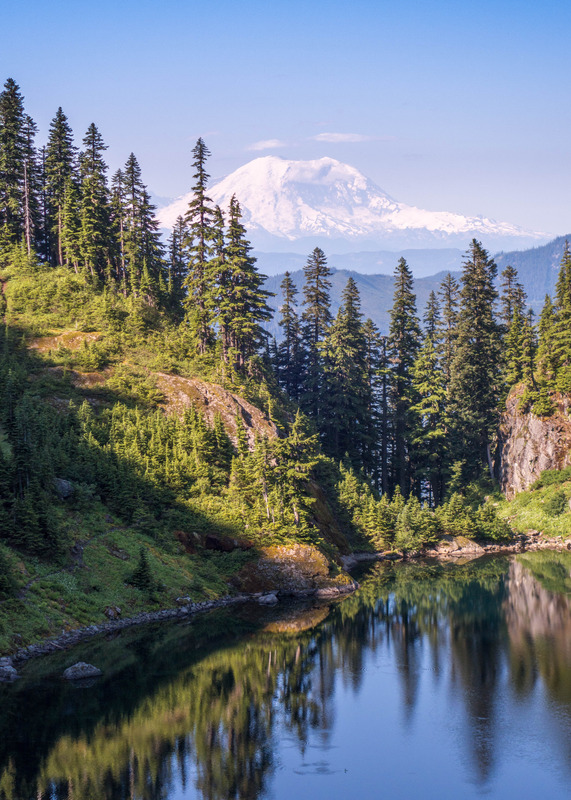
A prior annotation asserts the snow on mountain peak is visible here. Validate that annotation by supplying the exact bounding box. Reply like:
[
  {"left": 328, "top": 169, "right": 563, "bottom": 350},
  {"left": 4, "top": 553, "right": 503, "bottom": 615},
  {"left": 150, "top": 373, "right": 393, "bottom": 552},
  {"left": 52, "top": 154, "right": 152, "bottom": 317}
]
[{"left": 157, "top": 156, "right": 547, "bottom": 250}]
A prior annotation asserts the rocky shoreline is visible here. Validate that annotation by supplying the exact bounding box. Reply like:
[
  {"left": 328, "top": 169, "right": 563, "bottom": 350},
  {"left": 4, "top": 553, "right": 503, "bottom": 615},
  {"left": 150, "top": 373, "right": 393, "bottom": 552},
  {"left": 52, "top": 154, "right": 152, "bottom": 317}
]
[
  {"left": 343, "top": 531, "right": 571, "bottom": 568},
  {"left": 2, "top": 532, "right": 567, "bottom": 675},
  {"left": 2, "top": 582, "right": 358, "bottom": 672}
]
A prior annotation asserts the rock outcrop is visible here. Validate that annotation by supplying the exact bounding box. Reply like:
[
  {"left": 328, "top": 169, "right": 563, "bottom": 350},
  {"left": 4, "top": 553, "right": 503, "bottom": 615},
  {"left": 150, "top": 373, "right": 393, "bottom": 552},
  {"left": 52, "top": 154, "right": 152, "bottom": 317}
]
[
  {"left": 231, "top": 544, "right": 357, "bottom": 596},
  {"left": 155, "top": 373, "right": 278, "bottom": 450},
  {"left": 498, "top": 387, "right": 571, "bottom": 498}
]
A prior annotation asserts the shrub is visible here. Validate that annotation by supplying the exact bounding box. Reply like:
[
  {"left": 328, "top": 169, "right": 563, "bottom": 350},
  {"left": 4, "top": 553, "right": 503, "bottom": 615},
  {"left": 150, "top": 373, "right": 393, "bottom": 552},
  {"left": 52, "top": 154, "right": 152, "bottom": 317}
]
[
  {"left": 127, "top": 547, "right": 155, "bottom": 591},
  {"left": 531, "top": 467, "right": 571, "bottom": 490},
  {"left": 544, "top": 489, "right": 568, "bottom": 517}
]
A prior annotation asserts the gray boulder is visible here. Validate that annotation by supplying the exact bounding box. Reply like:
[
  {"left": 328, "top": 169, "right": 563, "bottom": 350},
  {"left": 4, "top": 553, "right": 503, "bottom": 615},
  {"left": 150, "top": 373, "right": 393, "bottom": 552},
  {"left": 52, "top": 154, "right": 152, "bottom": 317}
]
[
  {"left": 63, "top": 662, "right": 102, "bottom": 680},
  {"left": 0, "top": 663, "right": 18, "bottom": 681},
  {"left": 258, "top": 593, "right": 278, "bottom": 605},
  {"left": 54, "top": 478, "right": 74, "bottom": 500}
]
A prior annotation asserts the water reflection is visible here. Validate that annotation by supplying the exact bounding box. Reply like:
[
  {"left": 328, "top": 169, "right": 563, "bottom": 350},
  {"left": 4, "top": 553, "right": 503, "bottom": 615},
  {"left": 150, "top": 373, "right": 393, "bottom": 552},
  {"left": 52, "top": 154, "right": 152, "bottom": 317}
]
[{"left": 2, "top": 553, "right": 571, "bottom": 799}]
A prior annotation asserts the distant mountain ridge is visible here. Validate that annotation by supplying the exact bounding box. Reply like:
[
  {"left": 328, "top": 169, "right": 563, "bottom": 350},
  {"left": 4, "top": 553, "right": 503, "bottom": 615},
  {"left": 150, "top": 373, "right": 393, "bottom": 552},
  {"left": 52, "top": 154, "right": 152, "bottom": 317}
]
[
  {"left": 158, "top": 156, "right": 547, "bottom": 252},
  {"left": 264, "top": 267, "right": 458, "bottom": 340},
  {"left": 263, "top": 235, "right": 571, "bottom": 339}
]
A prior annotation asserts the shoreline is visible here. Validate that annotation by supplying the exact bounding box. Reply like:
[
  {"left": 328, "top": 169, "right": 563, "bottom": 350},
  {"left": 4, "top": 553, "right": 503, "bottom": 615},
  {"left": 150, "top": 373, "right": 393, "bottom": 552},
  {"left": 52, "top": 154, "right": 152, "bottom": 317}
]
[
  {"left": 4, "top": 532, "right": 567, "bottom": 668},
  {"left": 7, "top": 583, "right": 357, "bottom": 666}
]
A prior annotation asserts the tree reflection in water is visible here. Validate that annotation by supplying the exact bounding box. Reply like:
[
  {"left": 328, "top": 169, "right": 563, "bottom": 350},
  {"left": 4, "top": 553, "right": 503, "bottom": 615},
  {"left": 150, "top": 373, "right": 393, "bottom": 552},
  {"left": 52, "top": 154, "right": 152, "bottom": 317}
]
[{"left": 2, "top": 553, "right": 571, "bottom": 799}]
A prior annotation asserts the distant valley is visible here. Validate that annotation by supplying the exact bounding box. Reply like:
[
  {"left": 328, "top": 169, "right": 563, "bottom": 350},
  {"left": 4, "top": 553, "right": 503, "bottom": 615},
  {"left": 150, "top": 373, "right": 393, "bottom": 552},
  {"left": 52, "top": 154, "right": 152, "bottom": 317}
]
[{"left": 261, "top": 234, "right": 571, "bottom": 337}]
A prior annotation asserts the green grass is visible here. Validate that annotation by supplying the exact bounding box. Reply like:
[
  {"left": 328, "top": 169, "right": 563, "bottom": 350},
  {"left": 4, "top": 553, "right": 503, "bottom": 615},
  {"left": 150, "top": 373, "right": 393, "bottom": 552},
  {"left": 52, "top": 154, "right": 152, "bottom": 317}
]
[
  {"left": 0, "top": 502, "right": 257, "bottom": 654},
  {"left": 496, "top": 477, "right": 571, "bottom": 538}
]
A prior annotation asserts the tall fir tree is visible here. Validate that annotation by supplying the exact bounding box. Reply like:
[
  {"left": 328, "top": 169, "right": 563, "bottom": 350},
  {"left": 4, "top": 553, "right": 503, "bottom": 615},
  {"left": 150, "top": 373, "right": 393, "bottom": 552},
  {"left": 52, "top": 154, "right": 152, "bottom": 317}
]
[
  {"left": 276, "top": 271, "right": 304, "bottom": 400},
  {"left": 300, "top": 247, "right": 332, "bottom": 422},
  {"left": 21, "top": 114, "right": 42, "bottom": 257},
  {"left": 219, "top": 195, "right": 272, "bottom": 368},
  {"left": 423, "top": 290, "right": 440, "bottom": 338},
  {"left": 449, "top": 240, "right": 501, "bottom": 479},
  {"left": 78, "top": 123, "right": 111, "bottom": 279},
  {"left": 499, "top": 265, "right": 526, "bottom": 334},
  {"left": 183, "top": 138, "right": 216, "bottom": 352},
  {"left": 167, "top": 215, "right": 188, "bottom": 316},
  {"left": 411, "top": 329, "right": 446, "bottom": 504},
  {"left": 361, "top": 318, "right": 385, "bottom": 488},
  {"left": 388, "top": 258, "right": 421, "bottom": 496},
  {"left": 322, "top": 277, "right": 368, "bottom": 465},
  {"left": 437, "top": 272, "right": 460, "bottom": 386},
  {"left": 553, "top": 241, "right": 571, "bottom": 387},
  {"left": 0, "top": 78, "right": 26, "bottom": 249},
  {"left": 45, "top": 107, "right": 77, "bottom": 267}
]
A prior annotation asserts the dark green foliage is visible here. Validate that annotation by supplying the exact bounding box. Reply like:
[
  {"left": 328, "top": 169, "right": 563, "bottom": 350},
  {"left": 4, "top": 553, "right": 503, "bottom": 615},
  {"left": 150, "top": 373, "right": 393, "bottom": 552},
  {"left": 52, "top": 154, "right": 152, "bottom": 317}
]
[
  {"left": 544, "top": 489, "right": 568, "bottom": 517},
  {"left": 388, "top": 257, "right": 421, "bottom": 495},
  {"left": 322, "top": 277, "right": 369, "bottom": 465},
  {"left": 276, "top": 271, "right": 304, "bottom": 400},
  {"left": 531, "top": 387, "right": 555, "bottom": 417},
  {"left": 300, "top": 247, "right": 332, "bottom": 422},
  {"left": 127, "top": 546, "right": 155, "bottom": 590},
  {"left": 219, "top": 196, "right": 273, "bottom": 368},
  {"left": 45, "top": 107, "right": 77, "bottom": 267},
  {"left": 78, "top": 123, "right": 112, "bottom": 279},
  {"left": 183, "top": 138, "right": 216, "bottom": 352},
  {"left": 437, "top": 272, "right": 460, "bottom": 385},
  {"left": 0, "top": 78, "right": 27, "bottom": 248},
  {"left": 531, "top": 467, "right": 571, "bottom": 490},
  {"left": 0, "top": 545, "right": 18, "bottom": 599},
  {"left": 449, "top": 240, "right": 501, "bottom": 481}
]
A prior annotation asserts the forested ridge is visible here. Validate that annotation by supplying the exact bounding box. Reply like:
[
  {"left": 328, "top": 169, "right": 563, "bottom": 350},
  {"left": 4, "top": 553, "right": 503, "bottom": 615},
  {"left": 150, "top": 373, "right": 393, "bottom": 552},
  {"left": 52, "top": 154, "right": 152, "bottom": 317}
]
[{"left": 0, "top": 77, "right": 569, "bottom": 645}]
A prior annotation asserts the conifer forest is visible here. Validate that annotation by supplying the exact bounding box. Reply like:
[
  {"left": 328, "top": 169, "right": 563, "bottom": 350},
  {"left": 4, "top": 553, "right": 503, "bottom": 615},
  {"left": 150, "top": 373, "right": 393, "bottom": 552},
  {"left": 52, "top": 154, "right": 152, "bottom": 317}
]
[{"left": 0, "top": 76, "right": 570, "bottom": 637}]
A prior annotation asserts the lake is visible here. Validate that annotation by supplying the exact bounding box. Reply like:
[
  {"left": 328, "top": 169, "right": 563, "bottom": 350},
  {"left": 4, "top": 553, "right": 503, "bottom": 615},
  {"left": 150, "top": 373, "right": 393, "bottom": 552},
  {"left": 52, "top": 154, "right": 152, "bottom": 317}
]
[{"left": 2, "top": 552, "right": 571, "bottom": 799}]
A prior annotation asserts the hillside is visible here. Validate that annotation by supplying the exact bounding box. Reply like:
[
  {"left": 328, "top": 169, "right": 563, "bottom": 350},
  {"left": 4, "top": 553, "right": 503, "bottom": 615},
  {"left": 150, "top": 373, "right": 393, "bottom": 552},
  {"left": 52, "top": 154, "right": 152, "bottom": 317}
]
[
  {"left": 0, "top": 267, "right": 365, "bottom": 653},
  {"left": 264, "top": 266, "right": 458, "bottom": 337},
  {"left": 495, "top": 235, "right": 571, "bottom": 313}
]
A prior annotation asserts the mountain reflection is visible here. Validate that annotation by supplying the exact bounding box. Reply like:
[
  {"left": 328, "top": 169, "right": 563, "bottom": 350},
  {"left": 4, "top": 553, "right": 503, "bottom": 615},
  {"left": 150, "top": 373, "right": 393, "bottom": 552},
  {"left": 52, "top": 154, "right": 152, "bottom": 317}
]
[{"left": 2, "top": 553, "right": 571, "bottom": 800}]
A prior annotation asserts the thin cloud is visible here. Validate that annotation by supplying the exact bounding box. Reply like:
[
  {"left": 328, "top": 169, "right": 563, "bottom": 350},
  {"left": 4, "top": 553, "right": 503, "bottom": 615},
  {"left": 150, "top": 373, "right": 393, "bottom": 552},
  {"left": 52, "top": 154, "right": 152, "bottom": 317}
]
[
  {"left": 247, "top": 138, "right": 288, "bottom": 151},
  {"left": 312, "top": 132, "right": 379, "bottom": 143}
]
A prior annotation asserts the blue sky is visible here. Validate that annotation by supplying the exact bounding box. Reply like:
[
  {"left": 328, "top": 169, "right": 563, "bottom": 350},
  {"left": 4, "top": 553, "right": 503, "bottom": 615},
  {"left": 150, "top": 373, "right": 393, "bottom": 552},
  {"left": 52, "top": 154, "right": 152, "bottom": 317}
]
[{"left": 3, "top": 0, "right": 571, "bottom": 235}]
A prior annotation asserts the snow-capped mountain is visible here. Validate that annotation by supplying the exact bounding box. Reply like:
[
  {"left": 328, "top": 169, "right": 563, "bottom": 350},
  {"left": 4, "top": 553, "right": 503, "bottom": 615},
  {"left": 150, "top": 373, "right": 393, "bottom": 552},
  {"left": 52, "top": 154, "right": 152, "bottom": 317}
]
[{"left": 157, "top": 156, "right": 548, "bottom": 251}]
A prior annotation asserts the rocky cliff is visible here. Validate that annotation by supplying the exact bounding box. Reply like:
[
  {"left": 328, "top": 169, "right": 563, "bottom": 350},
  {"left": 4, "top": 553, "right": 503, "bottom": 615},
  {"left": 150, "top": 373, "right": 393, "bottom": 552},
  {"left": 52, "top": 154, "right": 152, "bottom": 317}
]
[{"left": 498, "top": 386, "right": 571, "bottom": 498}]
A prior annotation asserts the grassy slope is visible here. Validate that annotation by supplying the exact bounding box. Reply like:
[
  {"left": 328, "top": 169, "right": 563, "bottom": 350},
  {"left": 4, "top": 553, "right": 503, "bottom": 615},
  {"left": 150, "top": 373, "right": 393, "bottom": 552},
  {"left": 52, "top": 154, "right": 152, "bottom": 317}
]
[
  {"left": 495, "top": 475, "right": 571, "bottom": 539},
  {"left": 0, "top": 502, "right": 256, "bottom": 654},
  {"left": 0, "top": 266, "right": 352, "bottom": 654}
]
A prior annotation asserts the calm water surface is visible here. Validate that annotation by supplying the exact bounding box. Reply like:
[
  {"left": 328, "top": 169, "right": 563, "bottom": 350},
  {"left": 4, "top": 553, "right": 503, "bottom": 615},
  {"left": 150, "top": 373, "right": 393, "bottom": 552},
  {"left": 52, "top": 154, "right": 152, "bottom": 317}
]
[{"left": 2, "top": 552, "right": 571, "bottom": 799}]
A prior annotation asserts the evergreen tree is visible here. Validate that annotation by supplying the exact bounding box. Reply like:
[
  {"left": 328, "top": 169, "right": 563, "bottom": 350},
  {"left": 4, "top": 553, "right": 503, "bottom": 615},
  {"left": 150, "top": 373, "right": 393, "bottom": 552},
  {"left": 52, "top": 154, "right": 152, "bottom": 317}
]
[
  {"left": 437, "top": 272, "right": 460, "bottom": 386},
  {"left": 322, "top": 277, "right": 368, "bottom": 464},
  {"left": 300, "top": 247, "right": 332, "bottom": 422},
  {"left": 277, "top": 271, "right": 304, "bottom": 400},
  {"left": 167, "top": 215, "right": 188, "bottom": 316},
  {"left": 412, "top": 305, "right": 447, "bottom": 504},
  {"left": 219, "top": 195, "right": 272, "bottom": 368},
  {"left": 21, "top": 115, "right": 43, "bottom": 257},
  {"left": 0, "top": 78, "right": 26, "bottom": 248},
  {"left": 553, "top": 241, "right": 571, "bottom": 385},
  {"left": 61, "top": 176, "right": 82, "bottom": 272},
  {"left": 499, "top": 264, "right": 526, "bottom": 334},
  {"left": 449, "top": 240, "right": 501, "bottom": 479},
  {"left": 110, "top": 168, "right": 127, "bottom": 287},
  {"left": 423, "top": 290, "right": 440, "bottom": 338},
  {"left": 183, "top": 138, "right": 216, "bottom": 352},
  {"left": 388, "top": 257, "right": 421, "bottom": 496},
  {"left": 362, "top": 318, "right": 384, "bottom": 487},
  {"left": 78, "top": 123, "right": 111, "bottom": 278},
  {"left": 45, "top": 107, "right": 77, "bottom": 266},
  {"left": 504, "top": 305, "right": 525, "bottom": 389}
]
